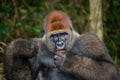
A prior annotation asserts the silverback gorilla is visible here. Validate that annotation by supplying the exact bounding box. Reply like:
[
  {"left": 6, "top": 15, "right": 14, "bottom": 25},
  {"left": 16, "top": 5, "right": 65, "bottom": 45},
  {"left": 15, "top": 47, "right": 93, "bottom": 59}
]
[{"left": 3, "top": 10, "right": 119, "bottom": 80}]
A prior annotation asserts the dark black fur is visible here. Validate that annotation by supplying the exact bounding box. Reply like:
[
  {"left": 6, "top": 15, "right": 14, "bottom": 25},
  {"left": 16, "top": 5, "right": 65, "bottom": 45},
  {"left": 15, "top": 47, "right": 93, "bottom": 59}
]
[
  {"left": 56, "top": 33, "right": 119, "bottom": 80},
  {"left": 3, "top": 33, "right": 119, "bottom": 80},
  {"left": 3, "top": 38, "right": 79, "bottom": 80}
]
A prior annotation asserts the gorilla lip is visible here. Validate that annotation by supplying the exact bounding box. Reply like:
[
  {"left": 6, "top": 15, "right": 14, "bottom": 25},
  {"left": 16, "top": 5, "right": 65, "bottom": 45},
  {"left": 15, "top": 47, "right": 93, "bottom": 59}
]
[{"left": 56, "top": 49, "right": 65, "bottom": 53}]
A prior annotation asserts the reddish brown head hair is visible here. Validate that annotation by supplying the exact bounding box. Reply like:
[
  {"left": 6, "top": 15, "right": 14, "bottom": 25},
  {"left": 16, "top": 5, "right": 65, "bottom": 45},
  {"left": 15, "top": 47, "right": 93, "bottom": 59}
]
[{"left": 44, "top": 10, "right": 73, "bottom": 33}]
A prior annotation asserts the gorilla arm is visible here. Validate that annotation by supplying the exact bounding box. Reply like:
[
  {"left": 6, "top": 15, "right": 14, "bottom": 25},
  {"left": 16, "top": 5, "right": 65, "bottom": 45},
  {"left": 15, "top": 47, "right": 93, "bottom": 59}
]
[
  {"left": 6, "top": 38, "right": 38, "bottom": 58},
  {"left": 4, "top": 38, "right": 57, "bottom": 80},
  {"left": 4, "top": 38, "right": 39, "bottom": 80},
  {"left": 70, "top": 33, "right": 112, "bottom": 61},
  {"left": 58, "top": 33, "right": 119, "bottom": 80}
]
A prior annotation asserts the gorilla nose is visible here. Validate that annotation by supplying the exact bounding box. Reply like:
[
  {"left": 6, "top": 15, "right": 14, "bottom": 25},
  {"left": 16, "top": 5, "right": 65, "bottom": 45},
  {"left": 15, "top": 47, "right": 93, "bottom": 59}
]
[{"left": 56, "top": 41, "right": 65, "bottom": 50}]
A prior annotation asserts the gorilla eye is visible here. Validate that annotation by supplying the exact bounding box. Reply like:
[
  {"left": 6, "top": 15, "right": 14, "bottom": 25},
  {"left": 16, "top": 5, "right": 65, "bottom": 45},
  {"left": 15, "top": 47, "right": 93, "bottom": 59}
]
[
  {"left": 50, "top": 34, "right": 58, "bottom": 42},
  {"left": 54, "top": 35, "right": 58, "bottom": 41},
  {"left": 50, "top": 35, "right": 54, "bottom": 42},
  {"left": 64, "top": 34, "right": 68, "bottom": 39},
  {"left": 59, "top": 32, "right": 68, "bottom": 41}
]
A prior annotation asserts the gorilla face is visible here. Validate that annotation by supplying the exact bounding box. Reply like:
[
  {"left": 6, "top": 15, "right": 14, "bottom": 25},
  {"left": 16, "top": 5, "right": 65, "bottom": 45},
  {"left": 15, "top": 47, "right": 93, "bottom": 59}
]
[
  {"left": 44, "top": 10, "right": 75, "bottom": 52},
  {"left": 50, "top": 32, "right": 68, "bottom": 51}
]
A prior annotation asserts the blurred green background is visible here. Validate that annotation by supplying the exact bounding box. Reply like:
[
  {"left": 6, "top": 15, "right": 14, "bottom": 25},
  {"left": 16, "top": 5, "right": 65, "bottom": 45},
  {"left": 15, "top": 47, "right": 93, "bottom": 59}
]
[{"left": 0, "top": 0, "right": 120, "bottom": 64}]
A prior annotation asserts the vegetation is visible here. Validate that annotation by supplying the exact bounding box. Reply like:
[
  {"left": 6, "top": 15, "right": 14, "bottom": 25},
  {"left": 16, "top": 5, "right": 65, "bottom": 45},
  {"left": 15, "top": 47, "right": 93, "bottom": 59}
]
[{"left": 0, "top": 0, "right": 120, "bottom": 77}]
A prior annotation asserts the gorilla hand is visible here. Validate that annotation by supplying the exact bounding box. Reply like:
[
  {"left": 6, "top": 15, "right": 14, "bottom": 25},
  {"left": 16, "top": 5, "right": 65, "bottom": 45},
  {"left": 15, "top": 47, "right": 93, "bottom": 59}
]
[{"left": 54, "top": 52, "right": 66, "bottom": 68}]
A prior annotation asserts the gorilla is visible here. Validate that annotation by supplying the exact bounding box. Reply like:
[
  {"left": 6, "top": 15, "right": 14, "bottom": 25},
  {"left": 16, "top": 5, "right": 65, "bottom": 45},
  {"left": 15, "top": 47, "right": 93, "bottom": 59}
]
[{"left": 3, "top": 10, "right": 119, "bottom": 80}]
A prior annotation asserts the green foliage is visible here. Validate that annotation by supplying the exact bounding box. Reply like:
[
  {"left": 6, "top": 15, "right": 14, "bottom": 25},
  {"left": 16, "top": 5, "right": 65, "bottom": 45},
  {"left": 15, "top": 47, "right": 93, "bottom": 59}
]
[
  {"left": 0, "top": 0, "right": 120, "bottom": 63},
  {"left": 0, "top": 24, "right": 6, "bottom": 35},
  {"left": 103, "top": 0, "right": 120, "bottom": 63}
]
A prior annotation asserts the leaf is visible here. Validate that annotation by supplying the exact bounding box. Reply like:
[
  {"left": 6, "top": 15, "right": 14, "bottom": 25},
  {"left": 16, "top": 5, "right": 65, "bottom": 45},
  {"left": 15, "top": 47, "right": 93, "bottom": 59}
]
[
  {"left": 19, "top": 9, "right": 27, "bottom": 14},
  {"left": 0, "top": 23, "right": 6, "bottom": 35}
]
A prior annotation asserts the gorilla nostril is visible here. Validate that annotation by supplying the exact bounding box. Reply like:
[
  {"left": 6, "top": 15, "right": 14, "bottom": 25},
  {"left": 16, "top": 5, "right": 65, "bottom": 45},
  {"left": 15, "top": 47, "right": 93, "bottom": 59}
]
[
  {"left": 56, "top": 41, "right": 65, "bottom": 50},
  {"left": 57, "top": 41, "right": 64, "bottom": 46}
]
